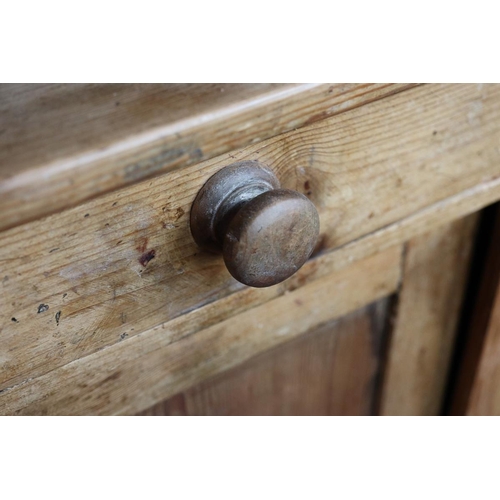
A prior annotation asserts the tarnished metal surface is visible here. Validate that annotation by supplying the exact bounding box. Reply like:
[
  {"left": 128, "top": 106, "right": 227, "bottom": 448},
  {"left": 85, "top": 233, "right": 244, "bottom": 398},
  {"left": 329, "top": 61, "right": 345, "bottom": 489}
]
[{"left": 190, "top": 161, "right": 319, "bottom": 287}]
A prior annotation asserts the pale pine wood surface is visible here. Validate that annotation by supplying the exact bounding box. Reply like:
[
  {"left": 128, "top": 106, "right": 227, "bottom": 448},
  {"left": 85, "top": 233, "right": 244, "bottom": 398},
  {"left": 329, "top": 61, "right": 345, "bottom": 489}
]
[
  {"left": 1, "top": 83, "right": 500, "bottom": 393},
  {"left": 139, "top": 298, "right": 390, "bottom": 416},
  {"left": 0, "top": 83, "right": 413, "bottom": 231},
  {"left": 0, "top": 246, "right": 401, "bottom": 415},
  {"left": 379, "top": 214, "right": 478, "bottom": 415}
]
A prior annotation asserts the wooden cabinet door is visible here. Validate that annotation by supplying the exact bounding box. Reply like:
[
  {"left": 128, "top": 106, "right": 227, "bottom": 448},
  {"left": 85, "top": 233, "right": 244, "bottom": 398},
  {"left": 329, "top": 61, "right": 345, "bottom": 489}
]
[
  {"left": 139, "top": 298, "right": 391, "bottom": 416},
  {"left": 139, "top": 214, "right": 478, "bottom": 416}
]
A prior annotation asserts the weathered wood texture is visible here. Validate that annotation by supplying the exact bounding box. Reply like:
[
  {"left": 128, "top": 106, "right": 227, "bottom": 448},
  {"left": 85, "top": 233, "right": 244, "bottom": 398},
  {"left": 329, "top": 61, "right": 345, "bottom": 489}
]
[
  {"left": 0, "top": 83, "right": 414, "bottom": 231},
  {"left": 0, "top": 246, "right": 401, "bottom": 415},
  {"left": 466, "top": 280, "right": 500, "bottom": 415},
  {"left": 139, "top": 298, "right": 390, "bottom": 416},
  {"left": 379, "top": 214, "right": 478, "bottom": 415},
  {"left": 450, "top": 208, "right": 500, "bottom": 415},
  {"left": 1, "top": 83, "right": 500, "bottom": 393}
]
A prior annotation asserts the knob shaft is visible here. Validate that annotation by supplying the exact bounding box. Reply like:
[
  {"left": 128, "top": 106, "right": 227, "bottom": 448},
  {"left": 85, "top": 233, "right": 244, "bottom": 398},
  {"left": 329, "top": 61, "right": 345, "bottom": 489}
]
[{"left": 190, "top": 161, "right": 320, "bottom": 288}]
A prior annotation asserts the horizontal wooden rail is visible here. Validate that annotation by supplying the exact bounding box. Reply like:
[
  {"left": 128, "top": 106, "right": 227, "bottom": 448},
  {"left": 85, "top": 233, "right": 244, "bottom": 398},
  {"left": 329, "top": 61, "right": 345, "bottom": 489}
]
[
  {"left": 0, "top": 83, "right": 414, "bottom": 231},
  {"left": 0, "top": 246, "right": 401, "bottom": 415}
]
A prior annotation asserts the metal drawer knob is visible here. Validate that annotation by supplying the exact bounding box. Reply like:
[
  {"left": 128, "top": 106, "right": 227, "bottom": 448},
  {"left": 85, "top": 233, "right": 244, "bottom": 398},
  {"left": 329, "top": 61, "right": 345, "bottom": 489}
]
[{"left": 190, "top": 161, "right": 320, "bottom": 288}]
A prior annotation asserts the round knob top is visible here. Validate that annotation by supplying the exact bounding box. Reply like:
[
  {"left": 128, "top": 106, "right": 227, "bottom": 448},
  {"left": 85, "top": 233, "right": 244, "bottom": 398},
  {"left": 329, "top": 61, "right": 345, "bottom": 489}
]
[
  {"left": 223, "top": 189, "right": 319, "bottom": 287},
  {"left": 190, "top": 160, "right": 320, "bottom": 288}
]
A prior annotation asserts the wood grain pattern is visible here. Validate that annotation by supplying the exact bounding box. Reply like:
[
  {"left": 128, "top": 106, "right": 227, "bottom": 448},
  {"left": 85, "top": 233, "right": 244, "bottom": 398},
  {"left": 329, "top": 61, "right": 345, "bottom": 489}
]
[
  {"left": 1, "top": 83, "right": 500, "bottom": 392},
  {"left": 379, "top": 214, "right": 478, "bottom": 415},
  {"left": 139, "top": 298, "right": 390, "bottom": 416},
  {"left": 0, "top": 83, "right": 414, "bottom": 231},
  {"left": 0, "top": 246, "right": 401, "bottom": 415}
]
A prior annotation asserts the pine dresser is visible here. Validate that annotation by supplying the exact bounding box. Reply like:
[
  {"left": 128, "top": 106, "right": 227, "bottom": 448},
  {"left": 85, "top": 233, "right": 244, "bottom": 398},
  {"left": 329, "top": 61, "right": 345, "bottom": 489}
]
[{"left": 1, "top": 83, "right": 500, "bottom": 415}]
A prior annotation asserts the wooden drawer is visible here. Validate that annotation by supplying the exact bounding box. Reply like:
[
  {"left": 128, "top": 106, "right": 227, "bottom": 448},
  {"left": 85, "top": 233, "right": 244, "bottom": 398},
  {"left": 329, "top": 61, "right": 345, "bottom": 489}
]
[{"left": 1, "top": 83, "right": 500, "bottom": 415}]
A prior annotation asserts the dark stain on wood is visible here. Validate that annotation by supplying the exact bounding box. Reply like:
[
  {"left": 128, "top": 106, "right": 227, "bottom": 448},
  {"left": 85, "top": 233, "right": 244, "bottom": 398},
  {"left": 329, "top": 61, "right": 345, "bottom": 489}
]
[
  {"left": 37, "top": 304, "right": 49, "bottom": 314},
  {"left": 55, "top": 311, "right": 61, "bottom": 326},
  {"left": 139, "top": 249, "right": 156, "bottom": 267}
]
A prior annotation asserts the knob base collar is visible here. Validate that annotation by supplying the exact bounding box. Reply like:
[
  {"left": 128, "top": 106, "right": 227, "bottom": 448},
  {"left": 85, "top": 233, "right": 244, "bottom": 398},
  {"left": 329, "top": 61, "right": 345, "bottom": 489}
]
[{"left": 190, "top": 161, "right": 280, "bottom": 253}]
